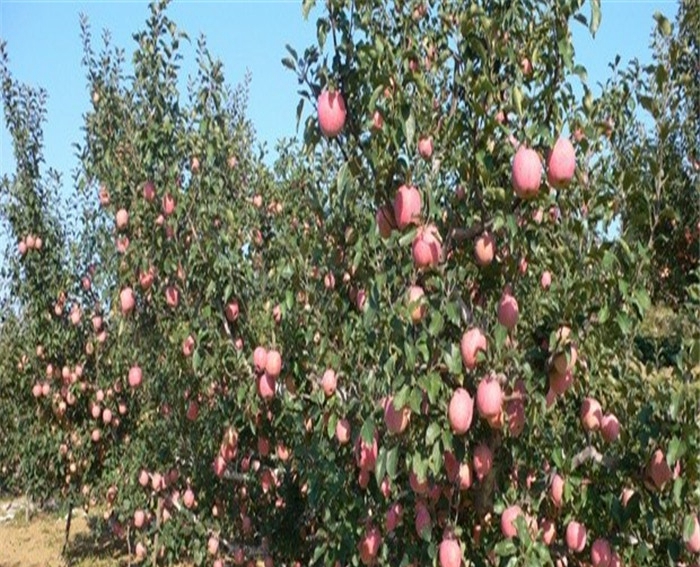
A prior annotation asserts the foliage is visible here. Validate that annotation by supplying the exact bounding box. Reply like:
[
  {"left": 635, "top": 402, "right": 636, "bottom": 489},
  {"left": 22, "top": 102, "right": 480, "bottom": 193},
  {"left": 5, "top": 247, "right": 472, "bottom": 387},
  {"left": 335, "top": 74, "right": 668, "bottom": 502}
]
[{"left": 0, "top": 1, "right": 698, "bottom": 566}]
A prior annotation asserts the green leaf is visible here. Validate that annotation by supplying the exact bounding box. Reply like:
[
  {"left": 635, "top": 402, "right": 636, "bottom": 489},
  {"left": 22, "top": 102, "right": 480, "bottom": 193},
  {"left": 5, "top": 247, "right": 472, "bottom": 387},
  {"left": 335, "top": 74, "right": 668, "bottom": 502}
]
[
  {"left": 326, "top": 413, "right": 338, "bottom": 439},
  {"left": 654, "top": 12, "right": 672, "bottom": 37},
  {"left": 386, "top": 446, "right": 399, "bottom": 479},
  {"left": 281, "top": 57, "right": 296, "bottom": 71},
  {"left": 285, "top": 44, "right": 298, "bottom": 60},
  {"left": 295, "top": 99, "right": 304, "bottom": 131},
  {"left": 590, "top": 0, "right": 601, "bottom": 37},
  {"left": 512, "top": 85, "right": 523, "bottom": 116},
  {"left": 302, "top": 0, "right": 316, "bottom": 19},
  {"left": 393, "top": 385, "right": 410, "bottom": 410},
  {"left": 425, "top": 422, "right": 441, "bottom": 446},
  {"left": 336, "top": 161, "right": 351, "bottom": 198},
  {"left": 404, "top": 110, "right": 416, "bottom": 148},
  {"left": 429, "top": 311, "right": 444, "bottom": 337},
  {"left": 375, "top": 446, "right": 387, "bottom": 484},
  {"left": 360, "top": 418, "right": 375, "bottom": 444},
  {"left": 666, "top": 437, "right": 686, "bottom": 465},
  {"left": 683, "top": 515, "right": 697, "bottom": 542},
  {"left": 494, "top": 539, "right": 517, "bottom": 556}
]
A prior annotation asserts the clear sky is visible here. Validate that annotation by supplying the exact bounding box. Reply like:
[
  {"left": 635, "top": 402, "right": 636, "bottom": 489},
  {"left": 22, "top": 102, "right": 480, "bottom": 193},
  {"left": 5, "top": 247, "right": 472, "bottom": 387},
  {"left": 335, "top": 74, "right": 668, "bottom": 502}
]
[{"left": 0, "top": 0, "right": 678, "bottom": 238}]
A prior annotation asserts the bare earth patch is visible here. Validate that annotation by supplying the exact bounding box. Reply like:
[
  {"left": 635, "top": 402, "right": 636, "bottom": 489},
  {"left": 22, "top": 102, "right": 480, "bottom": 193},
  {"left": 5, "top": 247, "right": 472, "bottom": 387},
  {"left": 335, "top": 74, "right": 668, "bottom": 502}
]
[{"left": 0, "top": 497, "right": 126, "bottom": 567}]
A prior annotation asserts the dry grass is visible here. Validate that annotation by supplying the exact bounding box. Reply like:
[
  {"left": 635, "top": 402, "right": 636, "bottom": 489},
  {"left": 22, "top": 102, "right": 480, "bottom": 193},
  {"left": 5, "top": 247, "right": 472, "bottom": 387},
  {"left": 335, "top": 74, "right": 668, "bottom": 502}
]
[{"left": 0, "top": 497, "right": 132, "bottom": 567}]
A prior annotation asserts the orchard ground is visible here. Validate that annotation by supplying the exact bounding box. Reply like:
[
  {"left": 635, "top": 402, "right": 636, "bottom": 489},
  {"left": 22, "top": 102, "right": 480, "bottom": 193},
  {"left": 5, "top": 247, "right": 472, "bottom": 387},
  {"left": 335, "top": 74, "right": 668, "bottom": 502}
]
[{"left": 0, "top": 495, "right": 119, "bottom": 567}]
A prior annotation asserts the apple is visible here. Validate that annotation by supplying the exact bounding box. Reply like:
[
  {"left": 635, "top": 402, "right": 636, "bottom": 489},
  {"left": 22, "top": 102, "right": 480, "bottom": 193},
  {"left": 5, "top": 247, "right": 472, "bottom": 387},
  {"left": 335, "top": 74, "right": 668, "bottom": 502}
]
[
  {"left": 393, "top": 185, "right": 422, "bottom": 230},
  {"left": 512, "top": 146, "right": 542, "bottom": 198},
  {"left": 317, "top": 90, "right": 347, "bottom": 138},
  {"left": 474, "top": 232, "right": 495, "bottom": 266},
  {"left": 418, "top": 136, "right": 433, "bottom": 159},
  {"left": 547, "top": 138, "right": 576, "bottom": 187}
]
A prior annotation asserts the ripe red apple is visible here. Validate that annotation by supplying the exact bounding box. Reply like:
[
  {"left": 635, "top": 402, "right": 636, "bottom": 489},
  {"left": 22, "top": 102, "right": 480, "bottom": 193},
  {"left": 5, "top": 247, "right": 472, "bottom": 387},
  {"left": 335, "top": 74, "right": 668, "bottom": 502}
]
[
  {"left": 143, "top": 180, "right": 156, "bottom": 202},
  {"left": 476, "top": 377, "right": 503, "bottom": 418},
  {"left": 414, "top": 501, "right": 431, "bottom": 537},
  {"left": 134, "top": 509, "right": 145, "bottom": 528},
  {"left": 225, "top": 301, "right": 239, "bottom": 322},
  {"left": 115, "top": 208, "right": 129, "bottom": 230},
  {"left": 165, "top": 286, "right": 179, "bottom": 307},
  {"left": 386, "top": 502, "right": 402, "bottom": 532},
  {"left": 521, "top": 57, "right": 533, "bottom": 75},
  {"left": 139, "top": 267, "right": 155, "bottom": 290},
  {"left": 418, "top": 136, "right": 433, "bottom": 159},
  {"left": 458, "top": 463, "right": 472, "bottom": 490},
  {"left": 183, "top": 488, "right": 195, "bottom": 509},
  {"left": 506, "top": 399, "right": 525, "bottom": 437},
  {"left": 355, "top": 288, "right": 367, "bottom": 311},
  {"left": 460, "top": 328, "right": 488, "bottom": 369},
  {"left": 512, "top": 146, "right": 542, "bottom": 199},
  {"left": 376, "top": 204, "right": 396, "bottom": 239},
  {"left": 685, "top": 514, "right": 700, "bottom": 553},
  {"left": 257, "top": 373, "right": 276, "bottom": 399},
  {"left": 393, "top": 185, "right": 422, "bottom": 230},
  {"left": 412, "top": 224, "right": 442, "bottom": 268},
  {"left": 253, "top": 347, "right": 268, "bottom": 373},
  {"left": 335, "top": 418, "right": 351, "bottom": 444},
  {"left": 541, "top": 518, "right": 556, "bottom": 546},
  {"left": 70, "top": 305, "right": 82, "bottom": 326},
  {"left": 317, "top": 90, "right": 347, "bottom": 138},
  {"left": 547, "top": 137, "right": 576, "bottom": 187},
  {"left": 439, "top": 538, "right": 461, "bottom": 567},
  {"left": 18, "top": 239, "right": 27, "bottom": 256},
  {"left": 547, "top": 474, "right": 564, "bottom": 508},
  {"left": 321, "top": 369, "right": 337, "bottom": 396},
  {"left": 98, "top": 185, "right": 110, "bottom": 206},
  {"left": 580, "top": 398, "right": 603, "bottom": 432},
  {"left": 162, "top": 193, "right": 175, "bottom": 216},
  {"left": 497, "top": 291, "right": 519, "bottom": 329},
  {"left": 501, "top": 505, "right": 524, "bottom": 538},
  {"left": 566, "top": 521, "right": 587, "bottom": 552},
  {"left": 590, "top": 538, "right": 612, "bottom": 567},
  {"left": 120, "top": 287, "right": 135, "bottom": 315},
  {"left": 384, "top": 396, "right": 410, "bottom": 434},
  {"left": 191, "top": 156, "right": 200, "bottom": 174},
  {"left": 182, "top": 335, "right": 195, "bottom": 357},
  {"left": 128, "top": 366, "right": 142, "bottom": 388},
  {"left": 541, "top": 270, "right": 552, "bottom": 289},
  {"left": 549, "top": 368, "right": 573, "bottom": 396},
  {"left": 648, "top": 449, "right": 672, "bottom": 490},
  {"left": 601, "top": 413, "right": 620, "bottom": 442},
  {"left": 207, "top": 536, "right": 219, "bottom": 556},
  {"left": 407, "top": 285, "right": 426, "bottom": 323},
  {"left": 358, "top": 525, "right": 381, "bottom": 566},
  {"left": 473, "top": 443, "right": 492, "bottom": 480},
  {"left": 265, "top": 349, "right": 282, "bottom": 378},
  {"left": 372, "top": 110, "right": 384, "bottom": 131},
  {"left": 448, "top": 388, "right": 474, "bottom": 434},
  {"left": 354, "top": 434, "right": 378, "bottom": 472},
  {"left": 474, "top": 232, "right": 495, "bottom": 266}
]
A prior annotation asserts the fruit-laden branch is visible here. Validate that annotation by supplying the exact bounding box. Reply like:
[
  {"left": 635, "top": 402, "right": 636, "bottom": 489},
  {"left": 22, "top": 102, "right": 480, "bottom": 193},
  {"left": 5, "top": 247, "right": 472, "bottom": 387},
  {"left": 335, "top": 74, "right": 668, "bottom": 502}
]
[{"left": 170, "top": 493, "right": 269, "bottom": 560}]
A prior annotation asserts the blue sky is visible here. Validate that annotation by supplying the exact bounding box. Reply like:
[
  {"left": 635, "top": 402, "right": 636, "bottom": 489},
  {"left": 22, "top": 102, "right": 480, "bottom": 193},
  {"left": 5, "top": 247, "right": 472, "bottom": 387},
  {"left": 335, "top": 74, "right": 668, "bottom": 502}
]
[{"left": 0, "top": 0, "right": 678, "bottom": 232}]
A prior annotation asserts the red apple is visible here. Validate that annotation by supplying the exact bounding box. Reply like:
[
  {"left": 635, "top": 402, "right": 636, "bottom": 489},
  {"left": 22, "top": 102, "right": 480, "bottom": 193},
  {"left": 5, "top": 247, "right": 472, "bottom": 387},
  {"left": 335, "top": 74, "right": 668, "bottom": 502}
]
[
  {"left": 512, "top": 146, "right": 542, "bottom": 199},
  {"left": 547, "top": 137, "right": 576, "bottom": 187},
  {"left": 317, "top": 90, "right": 347, "bottom": 138},
  {"left": 393, "top": 184, "right": 422, "bottom": 230}
]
